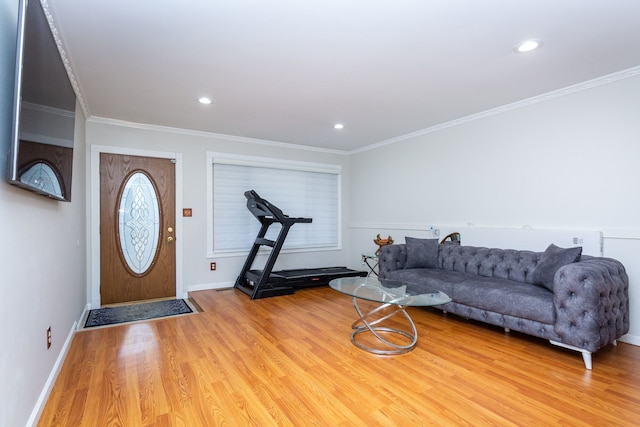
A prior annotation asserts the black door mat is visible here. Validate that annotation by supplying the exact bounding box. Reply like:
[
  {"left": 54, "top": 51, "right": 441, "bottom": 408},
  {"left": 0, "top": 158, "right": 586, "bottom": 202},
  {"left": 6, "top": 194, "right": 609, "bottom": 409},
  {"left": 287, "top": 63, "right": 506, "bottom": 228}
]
[{"left": 84, "top": 299, "right": 194, "bottom": 328}]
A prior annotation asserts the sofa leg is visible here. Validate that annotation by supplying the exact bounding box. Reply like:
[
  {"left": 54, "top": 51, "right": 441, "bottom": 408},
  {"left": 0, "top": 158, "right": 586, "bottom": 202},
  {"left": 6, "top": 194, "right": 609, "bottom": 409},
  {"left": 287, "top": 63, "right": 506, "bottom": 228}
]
[
  {"left": 504, "top": 327, "right": 510, "bottom": 333},
  {"left": 549, "top": 340, "right": 593, "bottom": 370},
  {"left": 581, "top": 351, "right": 593, "bottom": 370}
]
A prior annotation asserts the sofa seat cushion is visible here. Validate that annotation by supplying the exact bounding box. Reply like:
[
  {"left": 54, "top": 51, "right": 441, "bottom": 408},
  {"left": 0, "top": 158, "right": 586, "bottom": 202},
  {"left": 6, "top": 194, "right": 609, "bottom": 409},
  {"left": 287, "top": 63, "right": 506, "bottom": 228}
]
[
  {"left": 449, "top": 273, "right": 555, "bottom": 324},
  {"left": 386, "top": 268, "right": 465, "bottom": 297},
  {"left": 386, "top": 269, "right": 555, "bottom": 324}
]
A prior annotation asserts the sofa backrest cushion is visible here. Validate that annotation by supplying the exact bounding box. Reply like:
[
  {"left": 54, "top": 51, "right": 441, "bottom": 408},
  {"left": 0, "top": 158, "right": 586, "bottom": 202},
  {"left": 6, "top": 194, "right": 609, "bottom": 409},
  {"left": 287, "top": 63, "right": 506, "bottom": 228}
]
[
  {"left": 438, "top": 244, "right": 540, "bottom": 284},
  {"left": 405, "top": 237, "right": 439, "bottom": 269},
  {"left": 531, "top": 244, "right": 582, "bottom": 291}
]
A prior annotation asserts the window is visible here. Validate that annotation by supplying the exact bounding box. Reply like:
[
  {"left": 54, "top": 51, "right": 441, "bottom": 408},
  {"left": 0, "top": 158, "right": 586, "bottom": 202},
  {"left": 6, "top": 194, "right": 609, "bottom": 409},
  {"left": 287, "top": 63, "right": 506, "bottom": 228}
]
[{"left": 207, "top": 153, "right": 341, "bottom": 256}]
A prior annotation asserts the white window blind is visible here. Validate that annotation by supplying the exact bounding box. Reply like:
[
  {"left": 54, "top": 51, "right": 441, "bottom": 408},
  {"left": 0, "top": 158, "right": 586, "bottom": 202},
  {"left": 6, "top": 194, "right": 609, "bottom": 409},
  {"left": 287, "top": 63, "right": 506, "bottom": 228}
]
[{"left": 211, "top": 157, "right": 340, "bottom": 254}]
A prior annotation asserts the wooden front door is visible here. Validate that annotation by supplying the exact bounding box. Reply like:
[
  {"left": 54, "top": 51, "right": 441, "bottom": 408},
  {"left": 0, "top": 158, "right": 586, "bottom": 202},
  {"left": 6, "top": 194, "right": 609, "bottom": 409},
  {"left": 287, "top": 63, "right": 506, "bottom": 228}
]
[{"left": 100, "top": 153, "right": 176, "bottom": 305}]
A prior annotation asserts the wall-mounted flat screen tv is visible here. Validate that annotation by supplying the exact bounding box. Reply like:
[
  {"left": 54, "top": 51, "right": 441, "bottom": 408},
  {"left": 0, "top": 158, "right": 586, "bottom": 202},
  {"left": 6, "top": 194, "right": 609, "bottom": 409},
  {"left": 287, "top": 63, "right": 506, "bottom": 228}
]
[{"left": 7, "top": 0, "right": 76, "bottom": 201}]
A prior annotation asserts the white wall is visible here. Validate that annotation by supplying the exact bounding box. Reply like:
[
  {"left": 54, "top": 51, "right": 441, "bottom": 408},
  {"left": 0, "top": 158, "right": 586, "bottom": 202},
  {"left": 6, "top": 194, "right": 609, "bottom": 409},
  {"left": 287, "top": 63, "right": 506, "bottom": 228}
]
[
  {"left": 1, "top": 2, "right": 87, "bottom": 425},
  {"left": 349, "top": 73, "right": 640, "bottom": 344},
  {"left": 85, "top": 119, "right": 354, "bottom": 300}
]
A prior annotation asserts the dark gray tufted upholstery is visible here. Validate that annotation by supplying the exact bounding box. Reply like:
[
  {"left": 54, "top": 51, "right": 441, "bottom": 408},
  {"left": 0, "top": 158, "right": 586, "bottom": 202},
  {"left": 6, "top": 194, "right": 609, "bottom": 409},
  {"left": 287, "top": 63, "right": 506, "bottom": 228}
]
[
  {"left": 437, "top": 244, "right": 540, "bottom": 284},
  {"left": 553, "top": 258, "right": 629, "bottom": 351},
  {"left": 379, "top": 243, "right": 629, "bottom": 365}
]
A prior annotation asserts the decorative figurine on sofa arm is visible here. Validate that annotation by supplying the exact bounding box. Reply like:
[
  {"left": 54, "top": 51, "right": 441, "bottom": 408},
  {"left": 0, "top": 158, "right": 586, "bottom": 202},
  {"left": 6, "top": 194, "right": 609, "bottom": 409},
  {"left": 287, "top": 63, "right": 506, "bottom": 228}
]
[{"left": 373, "top": 234, "right": 394, "bottom": 256}]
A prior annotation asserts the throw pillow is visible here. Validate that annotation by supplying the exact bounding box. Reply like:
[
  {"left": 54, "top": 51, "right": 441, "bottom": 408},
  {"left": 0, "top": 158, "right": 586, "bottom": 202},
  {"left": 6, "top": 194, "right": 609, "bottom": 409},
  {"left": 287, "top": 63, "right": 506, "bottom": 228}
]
[
  {"left": 405, "top": 237, "right": 439, "bottom": 269},
  {"left": 533, "top": 244, "right": 582, "bottom": 291}
]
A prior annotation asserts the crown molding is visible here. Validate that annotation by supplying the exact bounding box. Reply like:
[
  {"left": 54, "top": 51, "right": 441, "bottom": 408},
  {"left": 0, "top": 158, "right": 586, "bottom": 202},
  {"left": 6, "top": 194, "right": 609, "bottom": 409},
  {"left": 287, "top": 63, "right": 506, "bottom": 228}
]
[
  {"left": 87, "top": 116, "right": 351, "bottom": 156},
  {"left": 39, "top": 0, "right": 90, "bottom": 119},
  {"left": 352, "top": 66, "right": 640, "bottom": 154}
]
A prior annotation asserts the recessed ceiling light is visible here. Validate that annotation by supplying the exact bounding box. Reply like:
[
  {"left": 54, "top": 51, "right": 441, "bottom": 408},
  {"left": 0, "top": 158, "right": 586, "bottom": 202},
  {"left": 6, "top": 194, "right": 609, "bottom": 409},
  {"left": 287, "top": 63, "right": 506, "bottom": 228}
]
[
  {"left": 515, "top": 39, "right": 542, "bottom": 53},
  {"left": 334, "top": 123, "right": 344, "bottom": 130},
  {"left": 198, "top": 97, "right": 212, "bottom": 105}
]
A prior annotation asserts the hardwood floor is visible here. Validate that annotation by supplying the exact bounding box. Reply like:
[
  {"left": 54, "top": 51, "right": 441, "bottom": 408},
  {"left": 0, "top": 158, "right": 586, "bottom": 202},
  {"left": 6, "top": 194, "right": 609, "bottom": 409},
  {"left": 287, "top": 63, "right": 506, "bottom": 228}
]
[{"left": 39, "top": 286, "right": 639, "bottom": 426}]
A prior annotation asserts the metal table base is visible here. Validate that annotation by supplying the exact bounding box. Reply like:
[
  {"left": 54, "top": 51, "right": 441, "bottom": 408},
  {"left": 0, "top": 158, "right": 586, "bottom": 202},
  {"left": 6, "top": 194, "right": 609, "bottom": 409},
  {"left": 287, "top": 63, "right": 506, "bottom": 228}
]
[{"left": 350, "top": 297, "right": 418, "bottom": 355}]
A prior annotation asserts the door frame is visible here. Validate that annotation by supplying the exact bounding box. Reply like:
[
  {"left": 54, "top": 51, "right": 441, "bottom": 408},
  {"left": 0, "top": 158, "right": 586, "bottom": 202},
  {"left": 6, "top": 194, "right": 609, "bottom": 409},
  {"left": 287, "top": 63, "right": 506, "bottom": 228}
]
[{"left": 89, "top": 145, "right": 184, "bottom": 308}]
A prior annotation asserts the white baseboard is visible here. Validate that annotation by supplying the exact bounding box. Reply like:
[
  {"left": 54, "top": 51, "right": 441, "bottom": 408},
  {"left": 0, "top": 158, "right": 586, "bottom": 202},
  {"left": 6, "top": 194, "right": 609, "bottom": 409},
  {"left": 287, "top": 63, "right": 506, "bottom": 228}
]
[
  {"left": 26, "top": 320, "right": 78, "bottom": 427},
  {"left": 188, "top": 281, "right": 235, "bottom": 293},
  {"left": 619, "top": 333, "right": 640, "bottom": 347},
  {"left": 76, "top": 303, "right": 91, "bottom": 330}
]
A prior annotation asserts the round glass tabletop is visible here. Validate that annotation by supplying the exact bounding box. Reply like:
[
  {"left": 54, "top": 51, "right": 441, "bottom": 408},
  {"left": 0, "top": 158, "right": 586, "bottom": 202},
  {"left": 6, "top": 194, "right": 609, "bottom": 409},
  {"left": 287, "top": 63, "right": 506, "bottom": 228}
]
[{"left": 329, "top": 276, "right": 451, "bottom": 307}]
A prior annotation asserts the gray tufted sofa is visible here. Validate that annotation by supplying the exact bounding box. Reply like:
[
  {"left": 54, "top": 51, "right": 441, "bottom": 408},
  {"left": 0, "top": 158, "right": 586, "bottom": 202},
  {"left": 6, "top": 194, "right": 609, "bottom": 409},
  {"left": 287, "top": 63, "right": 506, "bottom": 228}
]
[{"left": 378, "top": 239, "right": 629, "bottom": 369}]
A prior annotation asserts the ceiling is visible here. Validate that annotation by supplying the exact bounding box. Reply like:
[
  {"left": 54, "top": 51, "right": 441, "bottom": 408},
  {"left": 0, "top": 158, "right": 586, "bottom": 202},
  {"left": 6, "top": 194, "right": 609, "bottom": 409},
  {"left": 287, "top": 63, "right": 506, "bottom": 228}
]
[{"left": 47, "top": 0, "right": 640, "bottom": 152}]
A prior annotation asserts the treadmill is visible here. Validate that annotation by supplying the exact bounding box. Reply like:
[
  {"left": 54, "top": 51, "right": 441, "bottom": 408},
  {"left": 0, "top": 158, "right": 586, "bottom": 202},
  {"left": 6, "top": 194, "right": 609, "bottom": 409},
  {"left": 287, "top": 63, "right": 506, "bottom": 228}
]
[{"left": 234, "top": 190, "right": 366, "bottom": 299}]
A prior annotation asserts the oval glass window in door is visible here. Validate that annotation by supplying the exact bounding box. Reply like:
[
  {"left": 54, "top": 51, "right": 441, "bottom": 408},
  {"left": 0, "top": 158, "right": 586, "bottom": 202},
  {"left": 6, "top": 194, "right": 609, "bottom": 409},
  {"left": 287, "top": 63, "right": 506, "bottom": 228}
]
[{"left": 117, "top": 171, "right": 161, "bottom": 275}]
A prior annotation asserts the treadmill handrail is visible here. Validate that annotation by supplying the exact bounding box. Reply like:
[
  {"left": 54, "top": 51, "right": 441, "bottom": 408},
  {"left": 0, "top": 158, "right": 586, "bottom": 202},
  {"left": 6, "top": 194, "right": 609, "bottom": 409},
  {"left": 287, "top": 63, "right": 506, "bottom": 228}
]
[{"left": 244, "top": 190, "right": 312, "bottom": 224}]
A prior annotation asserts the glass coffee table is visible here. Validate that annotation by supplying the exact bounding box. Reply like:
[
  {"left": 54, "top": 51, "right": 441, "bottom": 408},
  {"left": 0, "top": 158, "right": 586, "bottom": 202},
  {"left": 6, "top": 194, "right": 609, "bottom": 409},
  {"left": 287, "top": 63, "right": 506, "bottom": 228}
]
[{"left": 329, "top": 276, "right": 451, "bottom": 355}]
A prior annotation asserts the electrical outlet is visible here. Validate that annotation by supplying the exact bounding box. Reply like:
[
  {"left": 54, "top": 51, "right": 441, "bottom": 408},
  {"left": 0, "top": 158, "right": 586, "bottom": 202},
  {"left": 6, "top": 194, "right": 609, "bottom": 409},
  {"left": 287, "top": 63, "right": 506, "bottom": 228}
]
[
  {"left": 210, "top": 262, "right": 216, "bottom": 271},
  {"left": 46, "top": 326, "right": 51, "bottom": 349}
]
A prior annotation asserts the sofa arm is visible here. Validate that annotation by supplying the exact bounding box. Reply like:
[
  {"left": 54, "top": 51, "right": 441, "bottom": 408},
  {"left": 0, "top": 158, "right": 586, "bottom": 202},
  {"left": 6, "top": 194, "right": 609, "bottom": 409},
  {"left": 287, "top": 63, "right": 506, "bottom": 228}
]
[
  {"left": 378, "top": 244, "right": 407, "bottom": 279},
  {"left": 553, "top": 258, "right": 629, "bottom": 352}
]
